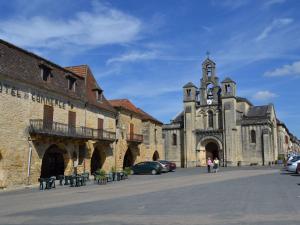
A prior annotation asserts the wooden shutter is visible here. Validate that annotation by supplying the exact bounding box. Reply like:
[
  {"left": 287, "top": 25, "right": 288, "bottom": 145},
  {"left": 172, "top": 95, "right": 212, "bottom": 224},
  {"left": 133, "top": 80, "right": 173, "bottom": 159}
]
[
  {"left": 130, "top": 123, "right": 134, "bottom": 140},
  {"left": 43, "top": 105, "right": 53, "bottom": 129},
  {"left": 98, "top": 118, "right": 104, "bottom": 130},
  {"left": 68, "top": 111, "right": 76, "bottom": 127}
]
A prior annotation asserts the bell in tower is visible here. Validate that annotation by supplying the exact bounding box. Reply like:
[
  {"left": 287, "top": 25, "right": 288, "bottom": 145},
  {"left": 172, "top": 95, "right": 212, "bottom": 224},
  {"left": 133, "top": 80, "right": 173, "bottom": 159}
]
[{"left": 200, "top": 56, "right": 220, "bottom": 106}]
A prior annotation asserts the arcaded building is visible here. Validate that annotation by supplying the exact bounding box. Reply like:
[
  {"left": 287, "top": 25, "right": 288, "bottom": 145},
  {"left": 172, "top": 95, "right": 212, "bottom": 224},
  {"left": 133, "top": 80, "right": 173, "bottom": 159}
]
[
  {"left": 163, "top": 58, "right": 299, "bottom": 167},
  {"left": 0, "top": 39, "right": 164, "bottom": 188}
]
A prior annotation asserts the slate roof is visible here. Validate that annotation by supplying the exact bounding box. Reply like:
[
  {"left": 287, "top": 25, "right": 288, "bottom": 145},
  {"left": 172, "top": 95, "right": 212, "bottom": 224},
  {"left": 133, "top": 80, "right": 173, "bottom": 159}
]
[
  {"left": 183, "top": 82, "right": 197, "bottom": 88},
  {"left": 65, "top": 65, "right": 116, "bottom": 113},
  {"left": 236, "top": 96, "right": 253, "bottom": 106},
  {"left": 246, "top": 105, "right": 270, "bottom": 117},
  {"left": 221, "top": 77, "right": 236, "bottom": 84},
  {"left": 0, "top": 39, "right": 85, "bottom": 100},
  {"left": 172, "top": 111, "right": 184, "bottom": 123}
]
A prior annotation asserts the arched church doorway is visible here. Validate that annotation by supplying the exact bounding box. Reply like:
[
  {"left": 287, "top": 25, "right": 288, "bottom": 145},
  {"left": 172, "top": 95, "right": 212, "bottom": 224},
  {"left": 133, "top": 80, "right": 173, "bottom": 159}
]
[
  {"left": 123, "top": 149, "right": 134, "bottom": 168},
  {"left": 41, "top": 145, "right": 65, "bottom": 178},
  {"left": 91, "top": 147, "right": 106, "bottom": 174},
  {"left": 205, "top": 142, "right": 219, "bottom": 160},
  {"left": 152, "top": 151, "right": 159, "bottom": 161}
]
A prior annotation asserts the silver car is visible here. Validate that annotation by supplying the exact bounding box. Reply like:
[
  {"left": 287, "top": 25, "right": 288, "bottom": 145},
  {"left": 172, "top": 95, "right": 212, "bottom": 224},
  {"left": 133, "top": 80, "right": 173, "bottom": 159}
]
[{"left": 287, "top": 156, "right": 300, "bottom": 173}]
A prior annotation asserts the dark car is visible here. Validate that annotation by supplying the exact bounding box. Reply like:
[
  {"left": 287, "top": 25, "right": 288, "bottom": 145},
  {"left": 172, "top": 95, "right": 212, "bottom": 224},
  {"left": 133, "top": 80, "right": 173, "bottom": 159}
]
[
  {"left": 158, "top": 160, "right": 176, "bottom": 172},
  {"left": 131, "top": 161, "right": 162, "bottom": 175}
]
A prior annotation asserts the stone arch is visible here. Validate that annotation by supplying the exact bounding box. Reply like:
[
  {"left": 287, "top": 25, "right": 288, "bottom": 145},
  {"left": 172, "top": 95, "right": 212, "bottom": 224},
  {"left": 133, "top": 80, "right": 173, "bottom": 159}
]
[
  {"left": 123, "top": 148, "right": 137, "bottom": 169},
  {"left": 41, "top": 144, "right": 69, "bottom": 178},
  {"left": 90, "top": 146, "right": 106, "bottom": 174},
  {"left": 197, "top": 136, "right": 223, "bottom": 166},
  {"left": 152, "top": 151, "right": 160, "bottom": 161}
]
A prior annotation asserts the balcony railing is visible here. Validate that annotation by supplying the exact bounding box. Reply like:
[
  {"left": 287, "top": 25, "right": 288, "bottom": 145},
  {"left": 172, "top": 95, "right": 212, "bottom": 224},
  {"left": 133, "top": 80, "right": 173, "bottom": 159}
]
[
  {"left": 29, "top": 119, "right": 116, "bottom": 141},
  {"left": 126, "top": 133, "right": 143, "bottom": 143}
]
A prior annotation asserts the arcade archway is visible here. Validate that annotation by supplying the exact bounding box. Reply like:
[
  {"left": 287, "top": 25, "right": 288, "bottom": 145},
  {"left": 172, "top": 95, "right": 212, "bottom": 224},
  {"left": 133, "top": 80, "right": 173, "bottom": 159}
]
[
  {"left": 152, "top": 151, "right": 160, "bottom": 161},
  {"left": 41, "top": 145, "right": 65, "bottom": 178},
  {"left": 123, "top": 149, "right": 134, "bottom": 168},
  {"left": 91, "top": 147, "right": 106, "bottom": 174}
]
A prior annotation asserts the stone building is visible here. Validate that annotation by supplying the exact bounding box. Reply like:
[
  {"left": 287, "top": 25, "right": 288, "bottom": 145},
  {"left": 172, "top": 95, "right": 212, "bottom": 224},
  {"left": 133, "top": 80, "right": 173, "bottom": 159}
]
[
  {"left": 0, "top": 39, "right": 163, "bottom": 188},
  {"left": 163, "top": 57, "right": 299, "bottom": 167},
  {"left": 109, "top": 99, "right": 164, "bottom": 170}
]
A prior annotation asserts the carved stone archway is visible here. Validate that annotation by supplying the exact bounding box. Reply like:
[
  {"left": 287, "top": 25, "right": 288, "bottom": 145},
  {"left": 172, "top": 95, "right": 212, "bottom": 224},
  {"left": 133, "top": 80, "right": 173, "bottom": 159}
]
[{"left": 197, "top": 136, "right": 223, "bottom": 167}]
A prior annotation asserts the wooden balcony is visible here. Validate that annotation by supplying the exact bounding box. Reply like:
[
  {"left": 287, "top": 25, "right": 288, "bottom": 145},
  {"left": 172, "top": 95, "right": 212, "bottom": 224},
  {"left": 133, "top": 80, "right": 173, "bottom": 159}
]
[
  {"left": 126, "top": 133, "right": 143, "bottom": 143},
  {"left": 29, "top": 119, "right": 116, "bottom": 142}
]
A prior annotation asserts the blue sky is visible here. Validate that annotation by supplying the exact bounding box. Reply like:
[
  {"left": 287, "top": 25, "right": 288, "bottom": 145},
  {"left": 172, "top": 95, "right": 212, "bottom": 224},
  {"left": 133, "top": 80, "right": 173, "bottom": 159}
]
[{"left": 1, "top": 0, "right": 300, "bottom": 136}]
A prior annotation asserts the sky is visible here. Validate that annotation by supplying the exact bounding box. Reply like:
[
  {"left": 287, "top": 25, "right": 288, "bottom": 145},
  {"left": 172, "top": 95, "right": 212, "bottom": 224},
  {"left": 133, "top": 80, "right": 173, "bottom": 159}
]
[{"left": 0, "top": 0, "right": 300, "bottom": 137}]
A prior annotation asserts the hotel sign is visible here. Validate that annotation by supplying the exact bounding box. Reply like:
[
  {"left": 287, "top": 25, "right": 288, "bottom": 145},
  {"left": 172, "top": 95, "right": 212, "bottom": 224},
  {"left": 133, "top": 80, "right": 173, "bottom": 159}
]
[{"left": 0, "top": 80, "right": 67, "bottom": 109}]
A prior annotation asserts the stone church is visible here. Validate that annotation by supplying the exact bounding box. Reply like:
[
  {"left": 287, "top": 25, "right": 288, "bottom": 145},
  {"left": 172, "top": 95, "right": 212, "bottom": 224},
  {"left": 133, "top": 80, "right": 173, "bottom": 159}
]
[{"left": 163, "top": 57, "right": 299, "bottom": 167}]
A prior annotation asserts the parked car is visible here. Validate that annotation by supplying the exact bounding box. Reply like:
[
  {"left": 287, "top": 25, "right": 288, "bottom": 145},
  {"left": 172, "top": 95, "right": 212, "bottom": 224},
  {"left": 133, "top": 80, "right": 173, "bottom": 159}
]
[
  {"left": 286, "top": 156, "right": 300, "bottom": 173},
  {"left": 158, "top": 160, "right": 176, "bottom": 172},
  {"left": 156, "top": 161, "right": 169, "bottom": 173},
  {"left": 296, "top": 163, "right": 300, "bottom": 174},
  {"left": 131, "top": 161, "right": 162, "bottom": 175}
]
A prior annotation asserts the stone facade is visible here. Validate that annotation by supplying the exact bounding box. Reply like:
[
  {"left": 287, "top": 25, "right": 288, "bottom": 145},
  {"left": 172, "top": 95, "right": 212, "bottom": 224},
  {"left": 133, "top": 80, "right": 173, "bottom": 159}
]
[
  {"left": 163, "top": 58, "right": 299, "bottom": 167},
  {"left": 0, "top": 39, "right": 164, "bottom": 189},
  {"left": 109, "top": 99, "right": 164, "bottom": 170}
]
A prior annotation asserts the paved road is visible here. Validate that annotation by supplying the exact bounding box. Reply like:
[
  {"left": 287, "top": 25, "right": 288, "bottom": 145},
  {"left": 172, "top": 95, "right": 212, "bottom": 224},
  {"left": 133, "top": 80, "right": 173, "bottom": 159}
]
[{"left": 0, "top": 167, "right": 299, "bottom": 225}]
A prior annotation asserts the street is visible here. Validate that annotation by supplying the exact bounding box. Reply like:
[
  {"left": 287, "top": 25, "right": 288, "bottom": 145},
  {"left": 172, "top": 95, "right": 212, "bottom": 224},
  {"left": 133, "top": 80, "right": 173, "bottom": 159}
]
[{"left": 0, "top": 167, "right": 299, "bottom": 225}]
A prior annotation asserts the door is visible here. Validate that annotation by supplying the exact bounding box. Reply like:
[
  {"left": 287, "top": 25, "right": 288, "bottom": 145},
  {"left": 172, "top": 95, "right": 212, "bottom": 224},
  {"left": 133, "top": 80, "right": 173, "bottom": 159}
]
[
  {"left": 43, "top": 105, "right": 53, "bottom": 130},
  {"left": 68, "top": 111, "right": 76, "bottom": 134}
]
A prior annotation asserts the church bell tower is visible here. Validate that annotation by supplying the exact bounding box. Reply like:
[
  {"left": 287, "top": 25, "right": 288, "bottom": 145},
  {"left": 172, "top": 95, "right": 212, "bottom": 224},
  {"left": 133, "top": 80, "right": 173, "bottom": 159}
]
[{"left": 199, "top": 58, "right": 221, "bottom": 106}]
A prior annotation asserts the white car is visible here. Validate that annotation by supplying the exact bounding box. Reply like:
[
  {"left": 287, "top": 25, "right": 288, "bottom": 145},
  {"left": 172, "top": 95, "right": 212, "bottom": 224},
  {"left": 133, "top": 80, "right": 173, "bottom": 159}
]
[{"left": 286, "top": 156, "right": 300, "bottom": 172}]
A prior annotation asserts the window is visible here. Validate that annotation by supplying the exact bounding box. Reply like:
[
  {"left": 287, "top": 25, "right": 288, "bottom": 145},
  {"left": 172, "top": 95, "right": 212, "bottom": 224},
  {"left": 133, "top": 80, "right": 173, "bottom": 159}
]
[
  {"left": 154, "top": 128, "right": 157, "bottom": 144},
  {"left": 285, "top": 135, "right": 289, "bottom": 144},
  {"left": 172, "top": 133, "right": 177, "bottom": 145},
  {"left": 225, "top": 84, "right": 231, "bottom": 93},
  {"left": 206, "top": 64, "right": 212, "bottom": 76},
  {"left": 43, "top": 105, "right": 54, "bottom": 129},
  {"left": 208, "top": 111, "right": 213, "bottom": 128},
  {"left": 40, "top": 66, "right": 52, "bottom": 82},
  {"left": 186, "top": 89, "right": 191, "bottom": 97},
  {"left": 96, "top": 90, "right": 103, "bottom": 102},
  {"left": 67, "top": 76, "right": 76, "bottom": 91},
  {"left": 207, "top": 83, "right": 214, "bottom": 99},
  {"left": 251, "top": 130, "right": 256, "bottom": 143}
]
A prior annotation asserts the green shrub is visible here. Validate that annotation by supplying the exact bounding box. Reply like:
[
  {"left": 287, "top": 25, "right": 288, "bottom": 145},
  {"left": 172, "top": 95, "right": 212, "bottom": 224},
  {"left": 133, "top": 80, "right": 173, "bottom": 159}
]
[
  {"left": 124, "top": 167, "right": 131, "bottom": 176},
  {"left": 96, "top": 169, "right": 106, "bottom": 178},
  {"left": 111, "top": 166, "right": 116, "bottom": 173}
]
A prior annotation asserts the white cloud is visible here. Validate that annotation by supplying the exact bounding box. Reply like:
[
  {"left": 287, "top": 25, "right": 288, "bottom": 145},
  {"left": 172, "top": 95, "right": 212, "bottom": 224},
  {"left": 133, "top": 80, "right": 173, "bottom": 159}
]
[
  {"left": 0, "top": 3, "right": 142, "bottom": 49},
  {"left": 262, "top": 0, "right": 286, "bottom": 9},
  {"left": 253, "top": 91, "right": 278, "bottom": 101},
  {"left": 264, "top": 61, "right": 300, "bottom": 77},
  {"left": 255, "top": 18, "right": 293, "bottom": 41},
  {"left": 106, "top": 51, "right": 157, "bottom": 65}
]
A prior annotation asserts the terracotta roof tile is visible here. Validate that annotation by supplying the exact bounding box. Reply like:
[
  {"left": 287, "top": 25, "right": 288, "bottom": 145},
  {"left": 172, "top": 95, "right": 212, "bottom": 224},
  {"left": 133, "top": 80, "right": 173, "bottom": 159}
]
[
  {"left": 109, "top": 99, "right": 162, "bottom": 124},
  {"left": 109, "top": 99, "right": 141, "bottom": 115},
  {"left": 65, "top": 65, "right": 116, "bottom": 114}
]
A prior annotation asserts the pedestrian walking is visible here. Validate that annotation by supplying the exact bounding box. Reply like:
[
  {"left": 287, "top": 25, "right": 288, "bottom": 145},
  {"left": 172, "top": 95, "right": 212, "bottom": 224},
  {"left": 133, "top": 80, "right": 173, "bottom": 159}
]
[
  {"left": 207, "top": 157, "right": 213, "bottom": 173},
  {"left": 213, "top": 157, "right": 220, "bottom": 173}
]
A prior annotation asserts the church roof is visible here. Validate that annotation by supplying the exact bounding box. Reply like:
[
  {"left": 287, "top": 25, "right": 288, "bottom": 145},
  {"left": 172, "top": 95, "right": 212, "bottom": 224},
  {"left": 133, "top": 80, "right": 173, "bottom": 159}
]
[
  {"left": 183, "top": 82, "right": 197, "bottom": 88},
  {"left": 236, "top": 97, "right": 253, "bottom": 106},
  {"left": 172, "top": 111, "right": 184, "bottom": 123},
  {"left": 202, "top": 57, "right": 216, "bottom": 66},
  {"left": 221, "top": 77, "right": 236, "bottom": 84},
  {"left": 246, "top": 105, "right": 271, "bottom": 117}
]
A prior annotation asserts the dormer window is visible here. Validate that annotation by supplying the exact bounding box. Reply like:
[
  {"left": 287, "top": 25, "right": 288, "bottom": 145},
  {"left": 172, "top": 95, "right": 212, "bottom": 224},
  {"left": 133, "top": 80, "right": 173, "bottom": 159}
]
[
  {"left": 66, "top": 75, "right": 76, "bottom": 92},
  {"left": 93, "top": 85, "right": 103, "bottom": 102},
  {"left": 39, "top": 64, "right": 52, "bottom": 82},
  {"left": 96, "top": 90, "right": 103, "bottom": 102}
]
